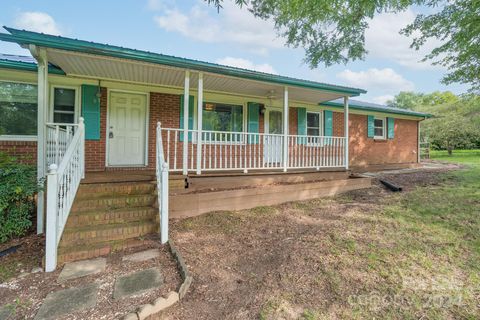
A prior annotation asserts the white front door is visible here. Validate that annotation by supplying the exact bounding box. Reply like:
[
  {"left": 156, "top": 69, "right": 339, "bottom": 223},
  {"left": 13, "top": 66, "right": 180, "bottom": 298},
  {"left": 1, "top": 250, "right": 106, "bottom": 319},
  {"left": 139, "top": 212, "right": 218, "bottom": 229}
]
[
  {"left": 264, "top": 109, "right": 283, "bottom": 165},
  {"left": 108, "top": 92, "right": 147, "bottom": 166}
]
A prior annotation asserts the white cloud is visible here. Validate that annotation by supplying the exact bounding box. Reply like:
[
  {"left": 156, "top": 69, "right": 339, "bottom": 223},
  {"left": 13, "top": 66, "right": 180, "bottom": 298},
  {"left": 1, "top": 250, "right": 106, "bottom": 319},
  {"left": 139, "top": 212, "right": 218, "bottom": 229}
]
[
  {"left": 372, "top": 95, "right": 394, "bottom": 105},
  {"left": 153, "top": 2, "right": 282, "bottom": 55},
  {"left": 336, "top": 68, "right": 415, "bottom": 93},
  {"left": 216, "top": 57, "right": 277, "bottom": 74},
  {"left": 365, "top": 9, "right": 442, "bottom": 70},
  {"left": 14, "top": 12, "right": 62, "bottom": 35}
]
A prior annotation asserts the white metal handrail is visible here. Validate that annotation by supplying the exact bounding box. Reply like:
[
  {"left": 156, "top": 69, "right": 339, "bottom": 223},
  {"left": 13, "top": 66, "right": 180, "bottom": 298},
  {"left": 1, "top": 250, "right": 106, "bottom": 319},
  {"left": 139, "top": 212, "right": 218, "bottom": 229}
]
[
  {"left": 46, "top": 122, "right": 78, "bottom": 168},
  {"left": 45, "top": 118, "right": 85, "bottom": 272},
  {"left": 156, "top": 122, "right": 169, "bottom": 244},
  {"left": 160, "top": 127, "right": 346, "bottom": 173}
]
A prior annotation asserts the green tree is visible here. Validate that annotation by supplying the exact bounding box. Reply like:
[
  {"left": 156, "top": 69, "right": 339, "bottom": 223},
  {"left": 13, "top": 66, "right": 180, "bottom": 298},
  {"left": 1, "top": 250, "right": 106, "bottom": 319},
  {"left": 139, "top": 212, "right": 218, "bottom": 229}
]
[
  {"left": 387, "top": 92, "right": 424, "bottom": 110},
  {"left": 207, "top": 0, "right": 480, "bottom": 92}
]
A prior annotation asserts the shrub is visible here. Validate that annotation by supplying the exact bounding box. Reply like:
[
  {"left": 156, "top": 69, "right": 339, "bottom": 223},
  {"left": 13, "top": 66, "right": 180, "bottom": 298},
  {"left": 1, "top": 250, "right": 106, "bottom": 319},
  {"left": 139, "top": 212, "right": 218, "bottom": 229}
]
[{"left": 0, "top": 152, "right": 40, "bottom": 243}]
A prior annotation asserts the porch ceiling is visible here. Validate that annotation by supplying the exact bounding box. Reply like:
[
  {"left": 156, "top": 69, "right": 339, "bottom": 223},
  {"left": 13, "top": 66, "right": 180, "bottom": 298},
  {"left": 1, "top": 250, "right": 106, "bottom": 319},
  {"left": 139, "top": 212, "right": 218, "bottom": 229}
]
[{"left": 46, "top": 49, "right": 346, "bottom": 104}]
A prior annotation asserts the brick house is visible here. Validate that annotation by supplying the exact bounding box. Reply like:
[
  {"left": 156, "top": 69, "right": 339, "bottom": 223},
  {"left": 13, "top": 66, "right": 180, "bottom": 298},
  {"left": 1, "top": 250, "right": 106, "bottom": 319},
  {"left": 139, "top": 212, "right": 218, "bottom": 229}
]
[{"left": 0, "top": 28, "right": 430, "bottom": 271}]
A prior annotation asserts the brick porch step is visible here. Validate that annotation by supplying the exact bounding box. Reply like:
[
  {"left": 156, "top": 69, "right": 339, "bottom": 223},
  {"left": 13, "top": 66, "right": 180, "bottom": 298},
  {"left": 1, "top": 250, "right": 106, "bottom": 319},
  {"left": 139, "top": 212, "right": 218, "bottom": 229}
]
[
  {"left": 60, "top": 220, "right": 157, "bottom": 245},
  {"left": 75, "top": 182, "right": 156, "bottom": 199},
  {"left": 71, "top": 194, "right": 157, "bottom": 213},
  {"left": 66, "top": 206, "right": 158, "bottom": 228},
  {"left": 58, "top": 174, "right": 161, "bottom": 264},
  {"left": 57, "top": 238, "right": 151, "bottom": 264}
]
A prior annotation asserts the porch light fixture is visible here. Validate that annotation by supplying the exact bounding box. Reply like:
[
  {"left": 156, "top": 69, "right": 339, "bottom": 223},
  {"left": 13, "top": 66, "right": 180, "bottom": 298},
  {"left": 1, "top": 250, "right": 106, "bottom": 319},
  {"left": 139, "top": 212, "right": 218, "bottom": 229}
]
[
  {"left": 204, "top": 103, "right": 214, "bottom": 111},
  {"left": 260, "top": 104, "right": 266, "bottom": 114},
  {"left": 96, "top": 80, "right": 102, "bottom": 99}
]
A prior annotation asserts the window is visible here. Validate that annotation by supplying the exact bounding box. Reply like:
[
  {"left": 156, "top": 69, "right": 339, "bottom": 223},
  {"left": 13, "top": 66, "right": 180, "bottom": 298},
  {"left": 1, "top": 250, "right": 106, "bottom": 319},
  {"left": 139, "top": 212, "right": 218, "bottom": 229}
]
[
  {"left": 306, "top": 112, "right": 323, "bottom": 143},
  {"left": 202, "top": 102, "right": 243, "bottom": 132},
  {"left": 374, "top": 117, "right": 386, "bottom": 139},
  {"left": 52, "top": 87, "right": 76, "bottom": 123},
  {"left": 0, "top": 81, "right": 37, "bottom": 137}
]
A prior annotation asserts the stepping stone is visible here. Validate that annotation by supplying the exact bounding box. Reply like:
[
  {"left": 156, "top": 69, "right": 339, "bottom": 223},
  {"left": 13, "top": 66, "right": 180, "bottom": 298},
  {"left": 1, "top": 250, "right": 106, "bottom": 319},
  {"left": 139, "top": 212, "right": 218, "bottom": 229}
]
[
  {"left": 34, "top": 283, "right": 99, "bottom": 320},
  {"left": 122, "top": 249, "right": 160, "bottom": 262},
  {"left": 58, "top": 257, "right": 106, "bottom": 282},
  {"left": 0, "top": 305, "right": 14, "bottom": 320},
  {"left": 113, "top": 268, "right": 163, "bottom": 300}
]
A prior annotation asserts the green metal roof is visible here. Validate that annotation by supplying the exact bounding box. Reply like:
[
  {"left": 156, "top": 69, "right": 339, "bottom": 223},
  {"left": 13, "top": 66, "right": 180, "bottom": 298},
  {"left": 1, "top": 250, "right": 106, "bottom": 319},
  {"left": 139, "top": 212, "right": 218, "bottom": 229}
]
[
  {"left": 322, "top": 99, "right": 432, "bottom": 118},
  {"left": 0, "top": 53, "right": 64, "bottom": 74},
  {"left": 0, "top": 26, "right": 366, "bottom": 96}
]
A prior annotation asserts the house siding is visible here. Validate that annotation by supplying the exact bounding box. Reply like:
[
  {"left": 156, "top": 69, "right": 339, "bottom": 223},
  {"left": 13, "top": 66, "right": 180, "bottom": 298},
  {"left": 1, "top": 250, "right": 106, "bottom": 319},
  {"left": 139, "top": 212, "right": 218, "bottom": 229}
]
[
  {"left": 331, "top": 112, "right": 419, "bottom": 167},
  {"left": 0, "top": 81, "right": 419, "bottom": 172}
]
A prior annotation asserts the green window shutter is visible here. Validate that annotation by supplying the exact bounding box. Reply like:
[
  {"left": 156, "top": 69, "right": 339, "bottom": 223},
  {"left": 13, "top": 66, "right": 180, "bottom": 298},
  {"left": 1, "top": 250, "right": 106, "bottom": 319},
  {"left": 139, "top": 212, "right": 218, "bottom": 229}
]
[
  {"left": 324, "top": 110, "right": 333, "bottom": 136},
  {"left": 179, "top": 95, "right": 194, "bottom": 141},
  {"left": 324, "top": 110, "right": 333, "bottom": 144},
  {"left": 81, "top": 84, "right": 100, "bottom": 140},
  {"left": 387, "top": 117, "right": 395, "bottom": 139},
  {"left": 297, "top": 107, "right": 307, "bottom": 144},
  {"left": 247, "top": 102, "right": 259, "bottom": 144},
  {"left": 367, "top": 115, "right": 375, "bottom": 138}
]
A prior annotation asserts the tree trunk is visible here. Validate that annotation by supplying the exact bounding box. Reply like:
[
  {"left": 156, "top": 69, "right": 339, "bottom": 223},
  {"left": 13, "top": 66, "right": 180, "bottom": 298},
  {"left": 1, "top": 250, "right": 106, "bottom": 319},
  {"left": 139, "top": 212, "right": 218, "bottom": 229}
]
[{"left": 447, "top": 145, "right": 453, "bottom": 156}]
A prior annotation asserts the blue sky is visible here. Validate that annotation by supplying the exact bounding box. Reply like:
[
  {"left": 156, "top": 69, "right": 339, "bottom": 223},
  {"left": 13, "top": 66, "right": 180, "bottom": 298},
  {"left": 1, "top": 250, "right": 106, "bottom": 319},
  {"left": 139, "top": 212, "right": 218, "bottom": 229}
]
[{"left": 0, "top": 0, "right": 468, "bottom": 104}]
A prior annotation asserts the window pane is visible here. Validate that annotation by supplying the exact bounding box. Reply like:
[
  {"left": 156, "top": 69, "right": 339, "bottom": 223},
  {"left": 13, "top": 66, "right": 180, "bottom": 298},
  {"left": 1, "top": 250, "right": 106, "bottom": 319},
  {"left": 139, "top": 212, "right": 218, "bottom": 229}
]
[
  {"left": 0, "top": 82, "right": 37, "bottom": 135},
  {"left": 268, "top": 111, "right": 283, "bottom": 134},
  {"left": 307, "top": 128, "right": 320, "bottom": 136},
  {"left": 307, "top": 112, "right": 320, "bottom": 127},
  {"left": 54, "top": 113, "right": 75, "bottom": 124},
  {"left": 374, "top": 119, "right": 383, "bottom": 127},
  {"left": 202, "top": 103, "right": 243, "bottom": 132},
  {"left": 374, "top": 128, "right": 383, "bottom": 137},
  {"left": 54, "top": 88, "right": 75, "bottom": 113}
]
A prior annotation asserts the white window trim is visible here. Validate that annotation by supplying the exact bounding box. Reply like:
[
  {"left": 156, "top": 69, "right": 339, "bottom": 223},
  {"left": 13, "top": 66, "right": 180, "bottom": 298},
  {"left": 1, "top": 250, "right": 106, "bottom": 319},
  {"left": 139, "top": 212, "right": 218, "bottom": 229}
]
[
  {"left": 0, "top": 80, "right": 38, "bottom": 141},
  {"left": 306, "top": 111, "right": 324, "bottom": 136},
  {"left": 49, "top": 85, "right": 81, "bottom": 124},
  {"left": 374, "top": 116, "right": 386, "bottom": 140}
]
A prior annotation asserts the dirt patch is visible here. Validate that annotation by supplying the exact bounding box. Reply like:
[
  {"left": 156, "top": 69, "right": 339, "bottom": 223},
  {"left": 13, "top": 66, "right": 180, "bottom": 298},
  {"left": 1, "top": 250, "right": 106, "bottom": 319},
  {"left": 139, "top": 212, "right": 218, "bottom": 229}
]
[
  {"left": 0, "top": 233, "right": 44, "bottom": 283},
  {"left": 156, "top": 166, "right": 475, "bottom": 319},
  {"left": 0, "top": 236, "right": 181, "bottom": 319}
]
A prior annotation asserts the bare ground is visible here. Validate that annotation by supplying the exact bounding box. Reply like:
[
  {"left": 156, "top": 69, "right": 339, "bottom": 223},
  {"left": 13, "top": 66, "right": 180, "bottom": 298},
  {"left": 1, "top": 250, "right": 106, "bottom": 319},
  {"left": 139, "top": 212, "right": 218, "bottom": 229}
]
[{"left": 157, "top": 165, "right": 477, "bottom": 319}]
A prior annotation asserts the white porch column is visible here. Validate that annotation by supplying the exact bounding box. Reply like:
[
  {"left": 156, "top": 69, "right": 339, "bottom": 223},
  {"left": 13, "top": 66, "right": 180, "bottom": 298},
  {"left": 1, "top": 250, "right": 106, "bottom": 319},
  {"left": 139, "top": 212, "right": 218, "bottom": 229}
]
[
  {"left": 283, "top": 86, "right": 289, "bottom": 172},
  {"left": 344, "top": 96, "right": 349, "bottom": 170},
  {"left": 196, "top": 72, "right": 203, "bottom": 174},
  {"left": 35, "top": 47, "right": 49, "bottom": 234},
  {"left": 183, "top": 70, "right": 190, "bottom": 175}
]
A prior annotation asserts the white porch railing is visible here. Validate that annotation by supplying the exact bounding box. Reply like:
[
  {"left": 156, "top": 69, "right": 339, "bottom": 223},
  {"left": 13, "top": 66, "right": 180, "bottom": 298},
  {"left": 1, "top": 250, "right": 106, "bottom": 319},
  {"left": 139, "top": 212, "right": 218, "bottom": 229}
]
[
  {"left": 159, "top": 128, "right": 346, "bottom": 173},
  {"left": 156, "top": 123, "right": 169, "bottom": 244},
  {"left": 46, "top": 123, "right": 77, "bottom": 168},
  {"left": 45, "top": 118, "right": 85, "bottom": 272}
]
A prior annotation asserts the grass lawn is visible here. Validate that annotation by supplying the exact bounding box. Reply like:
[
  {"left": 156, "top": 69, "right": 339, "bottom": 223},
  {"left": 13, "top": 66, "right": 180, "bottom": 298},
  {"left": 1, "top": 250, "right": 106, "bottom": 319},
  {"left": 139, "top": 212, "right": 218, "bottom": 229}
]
[{"left": 163, "top": 152, "right": 480, "bottom": 319}]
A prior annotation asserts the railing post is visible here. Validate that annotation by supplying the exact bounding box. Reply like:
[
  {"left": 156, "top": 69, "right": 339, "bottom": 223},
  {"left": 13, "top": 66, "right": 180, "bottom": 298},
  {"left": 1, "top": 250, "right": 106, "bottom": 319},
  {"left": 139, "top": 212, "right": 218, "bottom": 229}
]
[
  {"left": 54, "top": 126, "right": 60, "bottom": 165},
  {"left": 160, "top": 163, "right": 169, "bottom": 244},
  {"left": 344, "top": 96, "right": 349, "bottom": 170},
  {"left": 45, "top": 164, "right": 58, "bottom": 272},
  {"left": 79, "top": 117, "right": 85, "bottom": 179},
  {"left": 196, "top": 72, "right": 203, "bottom": 175},
  {"left": 183, "top": 70, "right": 190, "bottom": 175},
  {"left": 283, "top": 86, "right": 289, "bottom": 172}
]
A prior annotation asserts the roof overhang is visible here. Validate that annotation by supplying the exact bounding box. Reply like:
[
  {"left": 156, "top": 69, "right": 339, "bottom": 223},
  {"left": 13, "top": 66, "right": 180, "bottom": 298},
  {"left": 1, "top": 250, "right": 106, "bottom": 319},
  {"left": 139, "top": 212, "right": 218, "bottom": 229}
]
[
  {"left": 0, "top": 27, "right": 367, "bottom": 104},
  {"left": 322, "top": 100, "right": 432, "bottom": 119}
]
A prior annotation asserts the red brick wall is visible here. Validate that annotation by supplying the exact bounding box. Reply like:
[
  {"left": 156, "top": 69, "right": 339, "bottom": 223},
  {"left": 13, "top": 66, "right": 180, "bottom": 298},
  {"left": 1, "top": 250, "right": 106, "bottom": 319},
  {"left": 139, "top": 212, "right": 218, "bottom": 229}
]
[
  {"left": 0, "top": 141, "right": 37, "bottom": 164},
  {"left": 289, "top": 107, "right": 297, "bottom": 135},
  {"left": 148, "top": 92, "right": 181, "bottom": 169},
  {"left": 85, "top": 87, "right": 107, "bottom": 172},
  {"left": 332, "top": 112, "right": 419, "bottom": 167}
]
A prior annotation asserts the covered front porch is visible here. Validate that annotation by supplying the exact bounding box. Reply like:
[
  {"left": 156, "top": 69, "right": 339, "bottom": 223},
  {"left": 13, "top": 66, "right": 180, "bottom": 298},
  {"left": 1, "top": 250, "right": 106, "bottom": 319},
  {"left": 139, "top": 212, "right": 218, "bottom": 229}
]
[{"left": 0, "top": 27, "right": 366, "bottom": 272}]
